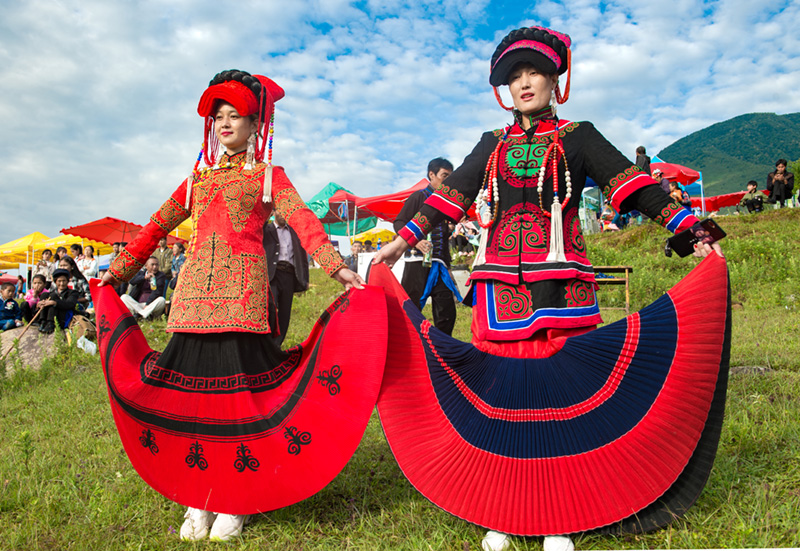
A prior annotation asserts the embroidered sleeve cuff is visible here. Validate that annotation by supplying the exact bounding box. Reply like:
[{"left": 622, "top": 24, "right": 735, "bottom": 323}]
[
  {"left": 426, "top": 185, "right": 471, "bottom": 221},
  {"left": 109, "top": 249, "right": 145, "bottom": 282},
  {"left": 399, "top": 212, "right": 432, "bottom": 247},
  {"left": 150, "top": 196, "right": 190, "bottom": 233},
  {"left": 603, "top": 168, "right": 653, "bottom": 211},
  {"left": 311, "top": 242, "right": 346, "bottom": 277}
]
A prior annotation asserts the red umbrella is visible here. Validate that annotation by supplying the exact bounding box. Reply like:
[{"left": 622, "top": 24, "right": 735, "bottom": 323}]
[
  {"left": 651, "top": 162, "right": 700, "bottom": 186},
  {"left": 61, "top": 217, "right": 186, "bottom": 246},
  {"left": 333, "top": 179, "right": 477, "bottom": 222}
]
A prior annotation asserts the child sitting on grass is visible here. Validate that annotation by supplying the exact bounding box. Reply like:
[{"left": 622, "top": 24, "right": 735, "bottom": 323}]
[
  {"left": 1, "top": 282, "right": 23, "bottom": 331},
  {"left": 20, "top": 274, "right": 49, "bottom": 323}
]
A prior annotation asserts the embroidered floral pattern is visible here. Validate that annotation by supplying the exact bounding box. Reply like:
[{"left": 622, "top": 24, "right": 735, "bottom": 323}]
[
  {"left": 222, "top": 173, "right": 262, "bottom": 232},
  {"left": 311, "top": 242, "right": 345, "bottom": 277},
  {"left": 435, "top": 183, "right": 472, "bottom": 211},
  {"left": 603, "top": 166, "right": 645, "bottom": 202},
  {"left": 168, "top": 232, "right": 269, "bottom": 331},
  {"left": 654, "top": 201, "right": 689, "bottom": 227},
  {"left": 564, "top": 280, "right": 594, "bottom": 307},
  {"left": 151, "top": 197, "right": 190, "bottom": 233},
  {"left": 275, "top": 187, "right": 307, "bottom": 221},
  {"left": 501, "top": 142, "right": 550, "bottom": 184},
  {"left": 489, "top": 204, "right": 548, "bottom": 257},
  {"left": 566, "top": 209, "right": 586, "bottom": 255},
  {"left": 411, "top": 212, "right": 432, "bottom": 235},
  {"left": 109, "top": 248, "right": 144, "bottom": 282},
  {"left": 495, "top": 283, "right": 535, "bottom": 322}
]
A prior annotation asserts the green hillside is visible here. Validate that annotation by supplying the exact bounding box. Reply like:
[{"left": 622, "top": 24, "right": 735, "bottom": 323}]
[{"left": 657, "top": 112, "right": 800, "bottom": 196}]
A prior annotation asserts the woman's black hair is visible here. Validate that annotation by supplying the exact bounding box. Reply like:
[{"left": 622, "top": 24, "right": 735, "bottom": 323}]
[
  {"left": 209, "top": 69, "right": 268, "bottom": 113},
  {"left": 776, "top": 159, "right": 788, "bottom": 167},
  {"left": 32, "top": 274, "right": 46, "bottom": 284},
  {"left": 174, "top": 242, "right": 185, "bottom": 253},
  {"left": 70, "top": 243, "right": 83, "bottom": 255},
  {"left": 58, "top": 255, "right": 87, "bottom": 282}
]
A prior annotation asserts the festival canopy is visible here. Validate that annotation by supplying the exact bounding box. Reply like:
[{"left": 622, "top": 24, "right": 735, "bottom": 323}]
[
  {"left": 651, "top": 162, "right": 700, "bottom": 186},
  {"left": 33, "top": 234, "right": 114, "bottom": 260},
  {"left": 307, "top": 182, "right": 377, "bottom": 236},
  {"left": 0, "top": 232, "right": 50, "bottom": 264},
  {"left": 689, "top": 189, "right": 761, "bottom": 212},
  {"left": 351, "top": 228, "right": 396, "bottom": 245},
  {"left": 0, "top": 261, "right": 20, "bottom": 270},
  {"left": 61, "top": 217, "right": 187, "bottom": 247},
  {"left": 330, "top": 179, "right": 478, "bottom": 222}
]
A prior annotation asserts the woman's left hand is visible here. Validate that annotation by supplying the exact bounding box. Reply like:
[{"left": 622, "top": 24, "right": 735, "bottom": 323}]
[
  {"left": 693, "top": 241, "right": 724, "bottom": 258},
  {"left": 333, "top": 267, "right": 365, "bottom": 290}
]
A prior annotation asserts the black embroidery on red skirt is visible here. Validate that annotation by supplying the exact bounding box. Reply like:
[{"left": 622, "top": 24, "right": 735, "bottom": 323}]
[
  {"left": 234, "top": 443, "right": 260, "bottom": 472},
  {"left": 138, "top": 348, "right": 302, "bottom": 394},
  {"left": 284, "top": 426, "right": 312, "bottom": 455},
  {"left": 98, "top": 314, "right": 111, "bottom": 341},
  {"left": 185, "top": 441, "right": 208, "bottom": 470},
  {"left": 316, "top": 364, "right": 342, "bottom": 395},
  {"left": 139, "top": 428, "right": 159, "bottom": 455}
]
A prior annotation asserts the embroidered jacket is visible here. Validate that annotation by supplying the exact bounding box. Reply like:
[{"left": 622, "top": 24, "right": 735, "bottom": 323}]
[
  {"left": 109, "top": 151, "right": 344, "bottom": 334},
  {"left": 397, "top": 119, "right": 701, "bottom": 340}
]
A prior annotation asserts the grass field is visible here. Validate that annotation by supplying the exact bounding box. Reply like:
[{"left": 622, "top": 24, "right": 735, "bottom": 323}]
[{"left": 2, "top": 208, "right": 800, "bottom": 550}]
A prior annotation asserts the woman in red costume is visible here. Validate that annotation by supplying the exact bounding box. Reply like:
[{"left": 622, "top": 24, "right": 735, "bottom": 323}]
[
  {"left": 96, "top": 70, "right": 385, "bottom": 542},
  {"left": 373, "top": 28, "right": 729, "bottom": 551}
]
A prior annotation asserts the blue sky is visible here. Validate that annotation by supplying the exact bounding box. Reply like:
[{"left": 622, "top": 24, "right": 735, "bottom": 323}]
[{"left": 1, "top": 0, "right": 799, "bottom": 246}]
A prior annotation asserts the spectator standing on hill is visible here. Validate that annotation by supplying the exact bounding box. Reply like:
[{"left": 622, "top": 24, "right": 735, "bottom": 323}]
[
  {"left": 739, "top": 181, "right": 769, "bottom": 213},
  {"left": 153, "top": 237, "right": 173, "bottom": 280},
  {"left": 263, "top": 213, "right": 309, "bottom": 345},
  {"left": 77, "top": 245, "right": 99, "bottom": 279},
  {"left": 393, "top": 157, "right": 460, "bottom": 336},
  {"left": 767, "top": 158, "right": 794, "bottom": 208},
  {"left": 15, "top": 276, "right": 25, "bottom": 298},
  {"left": 33, "top": 249, "right": 55, "bottom": 284},
  {"left": 653, "top": 168, "right": 670, "bottom": 193},
  {"left": 345, "top": 240, "right": 363, "bottom": 272},
  {"left": 70, "top": 243, "right": 84, "bottom": 262},
  {"left": 635, "top": 145, "right": 651, "bottom": 175},
  {"left": 169, "top": 242, "right": 186, "bottom": 289},
  {"left": 54, "top": 247, "right": 68, "bottom": 262}
]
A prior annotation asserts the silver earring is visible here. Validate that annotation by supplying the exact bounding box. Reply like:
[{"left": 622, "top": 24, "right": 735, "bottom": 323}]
[
  {"left": 550, "top": 89, "right": 557, "bottom": 118},
  {"left": 244, "top": 132, "right": 256, "bottom": 170}
]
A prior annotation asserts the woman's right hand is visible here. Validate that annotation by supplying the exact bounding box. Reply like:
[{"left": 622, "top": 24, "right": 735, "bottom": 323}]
[
  {"left": 372, "top": 238, "right": 409, "bottom": 268},
  {"left": 97, "top": 271, "right": 120, "bottom": 287}
]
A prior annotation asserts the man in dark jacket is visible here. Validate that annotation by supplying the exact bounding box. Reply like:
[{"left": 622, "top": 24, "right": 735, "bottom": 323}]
[
  {"left": 263, "top": 213, "right": 309, "bottom": 344},
  {"left": 394, "top": 157, "right": 460, "bottom": 336},
  {"left": 121, "top": 256, "right": 167, "bottom": 320},
  {"left": 37, "top": 268, "right": 80, "bottom": 334}
]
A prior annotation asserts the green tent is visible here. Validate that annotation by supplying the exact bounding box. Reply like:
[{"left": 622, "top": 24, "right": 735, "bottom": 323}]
[{"left": 306, "top": 182, "right": 377, "bottom": 236}]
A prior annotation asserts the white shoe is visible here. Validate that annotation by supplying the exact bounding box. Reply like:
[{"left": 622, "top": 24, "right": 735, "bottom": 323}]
[
  {"left": 544, "top": 535, "right": 575, "bottom": 551},
  {"left": 179, "top": 507, "right": 216, "bottom": 541},
  {"left": 481, "top": 530, "right": 511, "bottom": 551},
  {"left": 209, "top": 513, "right": 247, "bottom": 542}
]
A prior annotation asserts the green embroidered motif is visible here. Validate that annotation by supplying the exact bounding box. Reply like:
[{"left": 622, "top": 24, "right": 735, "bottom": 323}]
[{"left": 505, "top": 142, "right": 549, "bottom": 179}]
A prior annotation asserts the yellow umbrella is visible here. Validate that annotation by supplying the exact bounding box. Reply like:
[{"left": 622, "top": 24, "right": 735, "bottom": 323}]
[
  {"left": 31, "top": 234, "right": 113, "bottom": 261},
  {"left": 170, "top": 217, "right": 194, "bottom": 242},
  {"left": 0, "top": 232, "right": 50, "bottom": 264},
  {"left": 0, "top": 260, "right": 19, "bottom": 270},
  {"left": 351, "top": 228, "right": 396, "bottom": 245}
]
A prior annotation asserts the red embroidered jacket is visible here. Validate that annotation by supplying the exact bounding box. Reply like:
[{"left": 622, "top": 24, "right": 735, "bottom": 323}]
[{"left": 109, "top": 151, "right": 344, "bottom": 334}]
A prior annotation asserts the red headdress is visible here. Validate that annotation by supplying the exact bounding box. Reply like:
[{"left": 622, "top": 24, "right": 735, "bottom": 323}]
[
  {"left": 185, "top": 70, "right": 285, "bottom": 207},
  {"left": 489, "top": 27, "right": 572, "bottom": 111}
]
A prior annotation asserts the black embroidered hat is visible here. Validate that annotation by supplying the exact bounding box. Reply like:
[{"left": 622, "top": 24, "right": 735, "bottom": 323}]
[{"left": 490, "top": 26, "right": 571, "bottom": 87}]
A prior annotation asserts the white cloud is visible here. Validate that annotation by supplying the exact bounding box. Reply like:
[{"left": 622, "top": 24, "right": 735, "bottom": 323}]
[{"left": 1, "top": 0, "right": 799, "bottom": 248}]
